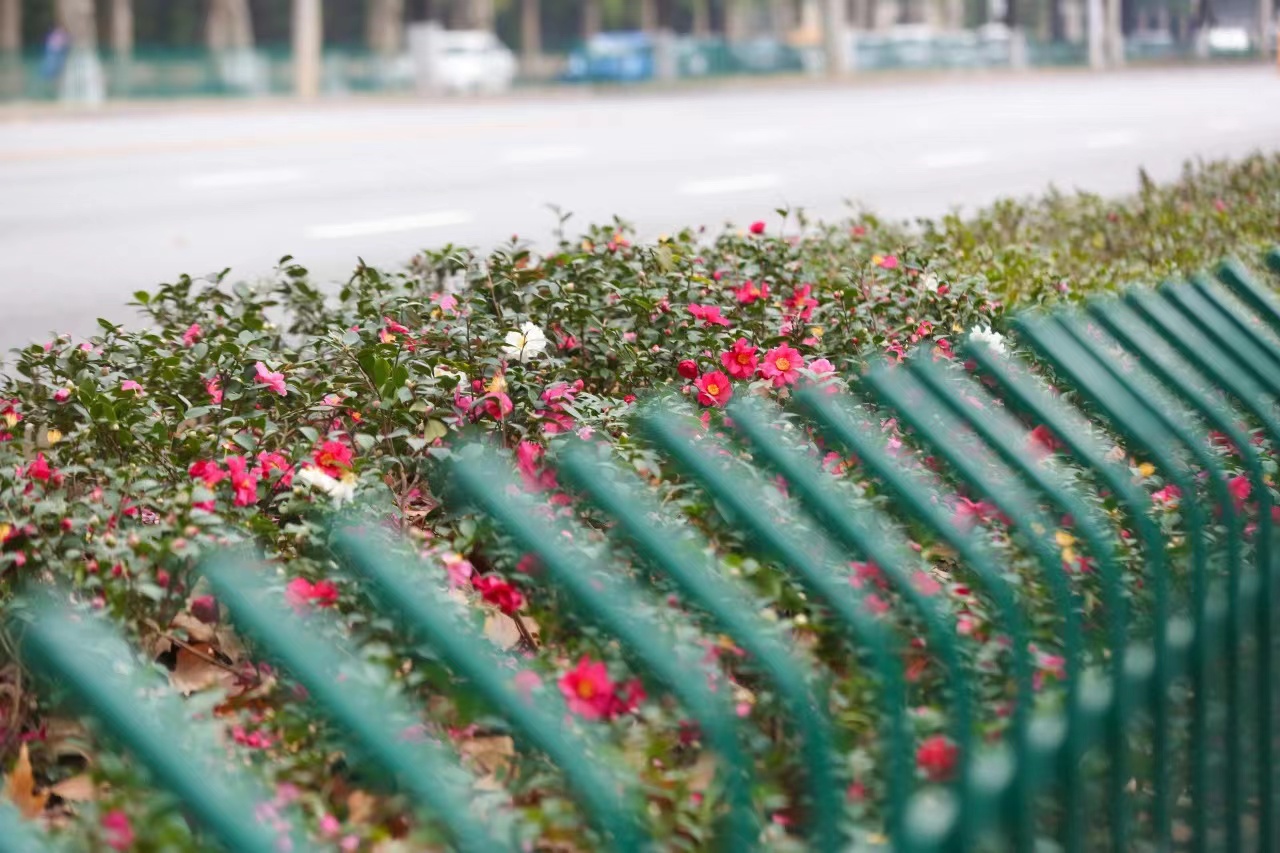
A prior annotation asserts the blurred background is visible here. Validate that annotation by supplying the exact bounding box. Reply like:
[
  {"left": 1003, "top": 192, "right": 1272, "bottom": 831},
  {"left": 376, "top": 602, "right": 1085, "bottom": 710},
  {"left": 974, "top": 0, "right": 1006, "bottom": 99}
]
[{"left": 0, "top": 1, "right": 1276, "bottom": 349}]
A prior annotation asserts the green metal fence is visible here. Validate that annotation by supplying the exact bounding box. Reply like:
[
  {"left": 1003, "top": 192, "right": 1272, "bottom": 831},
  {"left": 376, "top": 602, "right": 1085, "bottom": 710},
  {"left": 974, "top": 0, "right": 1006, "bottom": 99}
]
[{"left": 7, "top": 251, "right": 1280, "bottom": 850}]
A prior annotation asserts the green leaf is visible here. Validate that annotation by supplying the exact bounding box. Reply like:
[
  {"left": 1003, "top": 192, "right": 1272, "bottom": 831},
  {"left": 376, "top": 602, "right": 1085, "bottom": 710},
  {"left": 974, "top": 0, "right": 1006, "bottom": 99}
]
[
  {"left": 423, "top": 419, "right": 449, "bottom": 443},
  {"left": 354, "top": 433, "right": 377, "bottom": 451}
]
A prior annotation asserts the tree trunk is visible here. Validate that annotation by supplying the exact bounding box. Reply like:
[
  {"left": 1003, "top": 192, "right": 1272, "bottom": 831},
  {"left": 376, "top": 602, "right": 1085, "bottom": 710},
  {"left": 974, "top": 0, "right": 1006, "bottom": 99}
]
[
  {"left": 520, "top": 0, "right": 541, "bottom": 63},
  {"left": 0, "top": 0, "right": 19, "bottom": 53},
  {"left": 691, "top": 0, "right": 710, "bottom": 34},
  {"left": 640, "top": 0, "right": 659, "bottom": 31},
  {"left": 110, "top": 0, "right": 132, "bottom": 55},
  {"left": 581, "top": 0, "right": 601, "bottom": 37},
  {"left": 452, "top": 0, "right": 495, "bottom": 29},
  {"left": 293, "top": 0, "right": 321, "bottom": 97},
  {"left": 207, "top": 0, "right": 254, "bottom": 51},
  {"left": 57, "top": 0, "right": 98, "bottom": 49},
  {"left": 367, "top": 0, "right": 404, "bottom": 54}
]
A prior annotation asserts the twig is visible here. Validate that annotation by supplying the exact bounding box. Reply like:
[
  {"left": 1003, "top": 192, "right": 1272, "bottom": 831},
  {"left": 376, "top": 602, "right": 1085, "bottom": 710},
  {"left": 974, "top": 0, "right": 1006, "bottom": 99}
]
[{"left": 511, "top": 612, "right": 538, "bottom": 651}]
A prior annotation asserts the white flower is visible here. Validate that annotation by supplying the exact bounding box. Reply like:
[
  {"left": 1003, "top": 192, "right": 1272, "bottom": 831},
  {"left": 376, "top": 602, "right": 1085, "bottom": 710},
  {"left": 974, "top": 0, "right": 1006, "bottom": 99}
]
[
  {"left": 432, "top": 365, "right": 468, "bottom": 387},
  {"left": 502, "top": 322, "right": 548, "bottom": 363},
  {"left": 968, "top": 324, "right": 1007, "bottom": 355},
  {"left": 296, "top": 466, "right": 357, "bottom": 505}
]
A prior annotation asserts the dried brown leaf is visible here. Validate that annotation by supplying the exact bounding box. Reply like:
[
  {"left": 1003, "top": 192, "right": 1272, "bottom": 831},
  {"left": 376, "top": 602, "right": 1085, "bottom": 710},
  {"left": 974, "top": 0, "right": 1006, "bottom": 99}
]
[
  {"left": 459, "top": 734, "right": 514, "bottom": 792},
  {"left": 4, "top": 744, "right": 47, "bottom": 819},
  {"left": 169, "top": 642, "right": 236, "bottom": 696},
  {"left": 482, "top": 613, "right": 522, "bottom": 651},
  {"left": 687, "top": 751, "right": 718, "bottom": 793},
  {"left": 47, "top": 774, "right": 95, "bottom": 803},
  {"left": 346, "top": 789, "right": 377, "bottom": 825}
]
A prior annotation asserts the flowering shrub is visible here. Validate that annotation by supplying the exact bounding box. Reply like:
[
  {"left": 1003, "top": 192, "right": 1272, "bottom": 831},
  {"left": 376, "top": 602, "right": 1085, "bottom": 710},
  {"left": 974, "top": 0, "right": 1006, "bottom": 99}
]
[{"left": 1, "top": 153, "right": 1279, "bottom": 849}]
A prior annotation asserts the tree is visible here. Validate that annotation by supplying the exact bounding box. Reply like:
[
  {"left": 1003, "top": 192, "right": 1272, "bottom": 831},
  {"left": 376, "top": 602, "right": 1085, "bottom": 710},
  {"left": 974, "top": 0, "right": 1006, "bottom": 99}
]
[
  {"left": 207, "top": 0, "right": 254, "bottom": 51},
  {"left": 57, "top": 0, "right": 98, "bottom": 49},
  {"left": 368, "top": 0, "right": 406, "bottom": 53}
]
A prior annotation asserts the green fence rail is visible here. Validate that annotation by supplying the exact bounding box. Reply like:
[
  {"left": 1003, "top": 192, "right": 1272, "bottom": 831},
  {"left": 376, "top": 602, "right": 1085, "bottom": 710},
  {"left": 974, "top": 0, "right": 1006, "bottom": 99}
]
[{"left": 8, "top": 251, "right": 1280, "bottom": 850}]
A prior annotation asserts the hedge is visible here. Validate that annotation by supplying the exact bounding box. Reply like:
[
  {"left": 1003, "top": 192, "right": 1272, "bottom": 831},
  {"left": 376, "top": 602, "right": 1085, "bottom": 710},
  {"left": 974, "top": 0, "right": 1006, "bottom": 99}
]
[{"left": 1, "top": 152, "right": 1278, "bottom": 851}]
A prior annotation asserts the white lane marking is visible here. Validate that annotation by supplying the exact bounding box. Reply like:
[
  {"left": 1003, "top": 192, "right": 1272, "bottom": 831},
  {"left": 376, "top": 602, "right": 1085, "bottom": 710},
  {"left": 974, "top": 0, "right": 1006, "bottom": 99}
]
[
  {"left": 1084, "top": 130, "right": 1138, "bottom": 150},
  {"left": 501, "top": 144, "right": 587, "bottom": 164},
  {"left": 725, "top": 128, "right": 792, "bottom": 147},
  {"left": 307, "top": 210, "right": 474, "bottom": 240},
  {"left": 919, "top": 149, "right": 991, "bottom": 170},
  {"left": 679, "top": 173, "right": 781, "bottom": 195},
  {"left": 182, "top": 168, "right": 303, "bottom": 189}
]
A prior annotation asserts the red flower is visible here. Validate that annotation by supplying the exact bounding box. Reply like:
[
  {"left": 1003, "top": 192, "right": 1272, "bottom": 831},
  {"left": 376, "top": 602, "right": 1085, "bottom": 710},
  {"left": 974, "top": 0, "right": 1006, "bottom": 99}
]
[
  {"left": 720, "top": 338, "right": 759, "bottom": 380},
  {"left": 694, "top": 371, "right": 733, "bottom": 407},
  {"left": 224, "top": 456, "right": 259, "bottom": 507},
  {"left": 1151, "top": 484, "right": 1181, "bottom": 507},
  {"left": 749, "top": 221, "right": 766, "bottom": 235},
  {"left": 25, "top": 453, "right": 53, "bottom": 482},
  {"left": 687, "top": 304, "right": 731, "bottom": 327},
  {"left": 188, "top": 459, "right": 225, "bottom": 487},
  {"left": 313, "top": 440, "right": 354, "bottom": 477},
  {"left": 760, "top": 344, "right": 805, "bottom": 387},
  {"left": 734, "top": 280, "right": 769, "bottom": 304},
  {"left": 285, "top": 577, "right": 339, "bottom": 609},
  {"left": 677, "top": 359, "right": 699, "bottom": 380},
  {"left": 1028, "top": 424, "right": 1063, "bottom": 458},
  {"left": 916, "top": 734, "right": 958, "bottom": 782},
  {"left": 253, "top": 361, "right": 287, "bottom": 396},
  {"left": 472, "top": 574, "right": 525, "bottom": 615},
  {"left": 559, "top": 656, "right": 616, "bottom": 720},
  {"left": 516, "top": 441, "right": 558, "bottom": 492},
  {"left": 1228, "top": 474, "right": 1252, "bottom": 512},
  {"left": 383, "top": 316, "right": 410, "bottom": 334}
]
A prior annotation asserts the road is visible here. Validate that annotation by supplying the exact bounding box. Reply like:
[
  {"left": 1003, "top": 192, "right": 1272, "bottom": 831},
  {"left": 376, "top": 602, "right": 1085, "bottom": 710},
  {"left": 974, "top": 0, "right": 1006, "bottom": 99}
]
[{"left": 1, "top": 65, "right": 1278, "bottom": 352}]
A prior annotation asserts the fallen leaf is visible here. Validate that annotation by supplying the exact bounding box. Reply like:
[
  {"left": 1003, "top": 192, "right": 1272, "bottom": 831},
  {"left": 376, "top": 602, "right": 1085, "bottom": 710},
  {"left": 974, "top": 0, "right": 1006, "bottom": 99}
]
[
  {"left": 42, "top": 718, "right": 91, "bottom": 763},
  {"left": 346, "top": 789, "right": 377, "bottom": 825},
  {"left": 169, "top": 612, "right": 216, "bottom": 643},
  {"left": 459, "top": 733, "right": 514, "bottom": 793},
  {"left": 4, "top": 744, "right": 47, "bottom": 818},
  {"left": 687, "top": 751, "right": 718, "bottom": 793},
  {"left": 47, "top": 774, "right": 95, "bottom": 802},
  {"left": 482, "top": 613, "right": 522, "bottom": 650},
  {"left": 169, "top": 642, "right": 235, "bottom": 696}
]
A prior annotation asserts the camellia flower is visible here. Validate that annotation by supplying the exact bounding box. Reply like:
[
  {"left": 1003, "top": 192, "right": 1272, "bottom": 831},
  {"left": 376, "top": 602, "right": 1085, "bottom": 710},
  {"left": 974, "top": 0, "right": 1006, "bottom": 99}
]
[
  {"left": 473, "top": 574, "right": 525, "bottom": 615},
  {"left": 749, "top": 220, "right": 766, "bottom": 234},
  {"left": 969, "top": 324, "right": 1007, "bottom": 355},
  {"left": 188, "top": 459, "right": 225, "bottom": 487},
  {"left": 1151, "top": 483, "right": 1181, "bottom": 507},
  {"left": 256, "top": 451, "right": 294, "bottom": 487},
  {"left": 559, "top": 656, "right": 616, "bottom": 720},
  {"left": 760, "top": 344, "right": 805, "bottom": 387},
  {"left": 734, "top": 280, "right": 769, "bottom": 304},
  {"left": 285, "top": 577, "right": 339, "bottom": 609},
  {"left": 677, "top": 359, "right": 699, "bottom": 380},
  {"left": 784, "top": 284, "right": 818, "bottom": 321},
  {"left": 295, "top": 466, "right": 357, "bottom": 505},
  {"left": 313, "top": 440, "right": 353, "bottom": 477},
  {"left": 205, "top": 376, "right": 223, "bottom": 404},
  {"left": 720, "top": 338, "right": 758, "bottom": 380},
  {"left": 502, "top": 322, "right": 548, "bottom": 362},
  {"left": 1228, "top": 474, "right": 1252, "bottom": 512},
  {"left": 916, "top": 734, "right": 958, "bottom": 782},
  {"left": 254, "top": 362, "right": 287, "bottom": 396},
  {"left": 101, "top": 810, "right": 135, "bottom": 851},
  {"left": 182, "top": 323, "right": 201, "bottom": 347},
  {"left": 120, "top": 379, "right": 145, "bottom": 395},
  {"left": 53, "top": 388, "right": 71, "bottom": 403},
  {"left": 873, "top": 254, "right": 899, "bottom": 269},
  {"left": 694, "top": 370, "right": 733, "bottom": 407},
  {"left": 441, "top": 551, "right": 474, "bottom": 587},
  {"left": 1028, "top": 424, "right": 1063, "bottom": 459},
  {"left": 26, "top": 453, "right": 53, "bottom": 482},
  {"left": 224, "top": 456, "right": 259, "bottom": 507},
  {"left": 686, "top": 303, "right": 731, "bottom": 327}
]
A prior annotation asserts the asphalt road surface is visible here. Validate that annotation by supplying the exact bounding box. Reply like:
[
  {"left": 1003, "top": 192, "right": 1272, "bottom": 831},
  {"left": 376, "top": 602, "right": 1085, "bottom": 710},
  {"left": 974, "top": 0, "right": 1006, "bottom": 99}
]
[{"left": 2, "top": 65, "right": 1278, "bottom": 352}]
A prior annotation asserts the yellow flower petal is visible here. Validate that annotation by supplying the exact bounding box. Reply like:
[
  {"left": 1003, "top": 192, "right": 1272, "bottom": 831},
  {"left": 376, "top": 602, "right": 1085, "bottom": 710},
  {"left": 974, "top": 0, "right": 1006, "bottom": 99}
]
[
  {"left": 45, "top": 429, "right": 62, "bottom": 445},
  {"left": 1054, "top": 530, "right": 1075, "bottom": 548},
  {"left": 486, "top": 373, "right": 508, "bottom": 395},
  {"left": 0, "top": 523, "right": 10, "bottom": 541},
  {"left": 1137, "top": 462, "right": 1155, "bottom": 478}
]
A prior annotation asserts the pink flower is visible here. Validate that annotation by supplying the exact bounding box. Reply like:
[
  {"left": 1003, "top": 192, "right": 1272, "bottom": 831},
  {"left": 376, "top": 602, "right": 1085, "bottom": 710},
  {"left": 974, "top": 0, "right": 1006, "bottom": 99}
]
[
  {"left": 516, "top": 441, "right": 558, "bottom": 492},
  {"left": 1027, "top": 424, "right": 1063, "bottom": 458},
  {"left": 182, "top": 323, "right": 201, "bottom": 347},
  {"left": 285, "top": 577, "right": 339, "bottom": 609},
  {"left": 188, "top": 459, "right": 225, "bottom": 487},
  {"left": 383, "top": 316, "right": 410, "bottom": 334},
  {"left": 1228, "top": 475, "right": 1252, "bottom": 512},
  {"left": 759, "top": 344, "right": 805, "bottom": 387},
  {"left": 432, "top": 292, "right": 459, "bottom": 314},
  {"left": 442, "top": 552, "right": 474, "bottom": 587},
  {"left": 917, "top": 735, "right": 958, "bottom": 782},
  {"left": 205, "top": 376, "right": 223, "bottom": 404},
  {"left": 720, "top": 338, "right": 758, "bottom": 380},
  {"left": 952, "top": 496, "right": 996, "bottom": 531},
  {"left": 784, "top": 284, "right": 818, "bottom": 321},
  {"left": 254, "top": 362, "right": 287, "bottom": 396},
  {"left": 312, "top": 441, "right": 353, "bottom": 477},
  {"left": 694, "top": 371, "right": 733, "bottom": 407},
  {"left": 101, "top": 810, "right": 134, "bottom": 851},
  {"left": 120, "top": 379, "right": 145, "bottom": 396},
  {"left": 875, "top": 254, "right": 900, "bottom": 270},
  {"left": 912, "top": 571, "right": 942, "bottom": 596},
  {"left": 1152, "top": 484, "right": 1182, "bottom": 507},
  {"left": 225, "top": 456, "right": 259, "bottom": 506},
  {"left": 557, "top": 657, "right": 641, "bottom": 721},
  {"left": 734, "top": 280, "right": 769, "bottom": 304},
  {"left": 319, "top": 814, "right": 342, "bottom": 838},
  {"left": 256, "top": 451, "right": 294, "bottom": 487},
  {"left": 749, "top": 221, "right": 766, "bottom": 235},
  {"left": 687, "top": 303, "right": 731, "bottom": 327},
  {"left": 53, "top": 388, "right": 71, "bottom": 403}
]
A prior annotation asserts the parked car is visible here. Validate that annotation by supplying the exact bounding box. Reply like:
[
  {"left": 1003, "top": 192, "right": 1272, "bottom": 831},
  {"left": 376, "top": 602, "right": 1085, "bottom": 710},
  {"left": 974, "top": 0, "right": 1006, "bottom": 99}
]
[
  {"left": 1206, "top": 25, "right": 1252, "bottom": 54},
  {"left": 435, "top": 30, "right": 517, "bottom": 94},
  {"left": 564, "top": 32, "right": 654, "bottom": 83}
]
